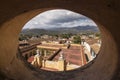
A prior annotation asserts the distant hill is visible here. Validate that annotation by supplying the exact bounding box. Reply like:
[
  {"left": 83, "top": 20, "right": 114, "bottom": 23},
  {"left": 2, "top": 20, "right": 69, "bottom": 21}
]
[
  {"left": 21, "top": 26, "right": 99, "bottom": 35},
  {"left": 22, "top": 29, "right": 47, "bottom": 35},
  {"left": 21, "top": 29, "right": 58, "bottom": 35},
  {"left": 49, "top": 25, "right": 99, "bottom": 33}
]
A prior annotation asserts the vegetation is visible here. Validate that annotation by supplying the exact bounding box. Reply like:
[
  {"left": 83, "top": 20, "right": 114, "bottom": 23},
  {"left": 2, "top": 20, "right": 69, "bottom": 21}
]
[
  {"left": 95, "top": 33, "right": 101, "bottom": 38},
  {"left": 73, "top": 35, "right": 81, "bottom": 44},
  {"left": 60, "top": 33, "right": 73, "bottom": 39},
  {"left": 19, "top": 27, "right": 100, "bottom": 42},
  {"left": 19, "top": 34, "right": 28, "bottom": 41}
]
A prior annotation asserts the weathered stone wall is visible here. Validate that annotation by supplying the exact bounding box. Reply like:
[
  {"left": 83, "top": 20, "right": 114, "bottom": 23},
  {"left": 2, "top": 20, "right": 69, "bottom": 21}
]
[{"left": 0, "top": 0, "right": 120, "bottom": 80}]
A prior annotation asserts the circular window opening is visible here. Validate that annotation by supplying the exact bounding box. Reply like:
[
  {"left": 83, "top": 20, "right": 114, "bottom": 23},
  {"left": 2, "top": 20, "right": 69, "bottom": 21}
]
[{"left": 18, "top": 9, "right": 101, "bottom": 72}]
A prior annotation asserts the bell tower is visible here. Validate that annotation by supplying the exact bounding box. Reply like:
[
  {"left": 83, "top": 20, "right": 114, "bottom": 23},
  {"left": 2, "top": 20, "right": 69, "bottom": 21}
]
[{"left": 31, "top": 49, "right": 43, "bottom": 68}]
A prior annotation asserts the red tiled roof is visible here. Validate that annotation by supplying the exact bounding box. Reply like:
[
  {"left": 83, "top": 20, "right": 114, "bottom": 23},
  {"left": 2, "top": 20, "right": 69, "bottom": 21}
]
[
  {"left": 53, "top": 45, "right": 86, "bottom": 66},
  {"left": 27, "top": 56, "right": 34, "bottom": 63},
  {"left": 85, "top": 39, "right": 98, "bottom": 45},
  {"left": 27, "top": 44, "right": 87, "bottom": 67}
]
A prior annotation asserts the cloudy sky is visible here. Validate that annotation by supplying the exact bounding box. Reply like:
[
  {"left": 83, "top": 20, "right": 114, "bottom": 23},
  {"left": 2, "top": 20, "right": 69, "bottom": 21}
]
[{"left": 23, "top": 9, "right": 97, "bottom": 29}]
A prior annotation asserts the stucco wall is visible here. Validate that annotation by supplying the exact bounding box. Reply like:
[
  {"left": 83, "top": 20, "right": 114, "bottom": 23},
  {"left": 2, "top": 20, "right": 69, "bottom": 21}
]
[{"left": 0, "top": 0, "right": 120, "bottom": 80}]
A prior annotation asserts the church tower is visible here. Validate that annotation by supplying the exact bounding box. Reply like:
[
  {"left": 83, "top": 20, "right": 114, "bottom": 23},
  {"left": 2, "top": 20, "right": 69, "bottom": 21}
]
[{"left": 31, "top": 49, "right": 43, "bottom": 68}]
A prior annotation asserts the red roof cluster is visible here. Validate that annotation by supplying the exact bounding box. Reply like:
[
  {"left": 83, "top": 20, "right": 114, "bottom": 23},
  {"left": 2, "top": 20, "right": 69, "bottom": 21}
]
[
  {"left": 27, "top": 44, "right": 87, "bottom": 67},
  {"left": 54, "top": 45, "right": 86, "bottom": 66}
]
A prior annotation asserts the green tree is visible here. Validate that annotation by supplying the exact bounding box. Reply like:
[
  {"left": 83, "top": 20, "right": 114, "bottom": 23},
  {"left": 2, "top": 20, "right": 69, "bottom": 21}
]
[
  {"left": 73, "top": 36, "right": 81, "bottom": 44},
  {"left": 60, "top": 33, "right": 73, "bottom": 39},
  {"left": 95, "top": 33, "right": 101, "bottom": 38},
  {"left": 19, "top": 34, "right": 28, "bottom": 41}
]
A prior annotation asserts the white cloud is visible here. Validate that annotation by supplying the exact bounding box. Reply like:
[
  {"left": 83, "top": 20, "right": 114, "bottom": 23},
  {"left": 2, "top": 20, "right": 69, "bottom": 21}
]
[{"left": 23, "top": 9, "right": 97, "bottom": 29}]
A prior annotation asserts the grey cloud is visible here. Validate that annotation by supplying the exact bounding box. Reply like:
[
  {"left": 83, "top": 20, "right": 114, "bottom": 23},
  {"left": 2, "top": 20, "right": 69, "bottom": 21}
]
[{"left": 23, "top": 9, "right": 96, "bottom": 29}]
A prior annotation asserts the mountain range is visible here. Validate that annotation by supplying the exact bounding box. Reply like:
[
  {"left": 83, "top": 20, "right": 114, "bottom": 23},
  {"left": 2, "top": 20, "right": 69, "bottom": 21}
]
[{"left": 21, "top": 26, "right": 99, "bottom": 35}]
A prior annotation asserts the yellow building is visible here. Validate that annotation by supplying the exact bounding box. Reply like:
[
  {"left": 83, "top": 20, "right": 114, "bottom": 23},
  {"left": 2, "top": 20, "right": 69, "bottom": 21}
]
[{"left": 31, "top": 49, "right": 81, "bottom": 71}]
